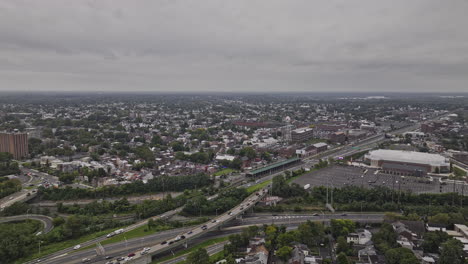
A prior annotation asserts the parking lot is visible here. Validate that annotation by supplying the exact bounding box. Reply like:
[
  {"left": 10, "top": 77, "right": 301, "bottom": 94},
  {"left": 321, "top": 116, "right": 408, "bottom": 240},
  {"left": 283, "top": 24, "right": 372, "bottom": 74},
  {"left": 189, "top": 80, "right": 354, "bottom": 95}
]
[{"left": 293, "top": 165, "right": 468, "bottom": 195}]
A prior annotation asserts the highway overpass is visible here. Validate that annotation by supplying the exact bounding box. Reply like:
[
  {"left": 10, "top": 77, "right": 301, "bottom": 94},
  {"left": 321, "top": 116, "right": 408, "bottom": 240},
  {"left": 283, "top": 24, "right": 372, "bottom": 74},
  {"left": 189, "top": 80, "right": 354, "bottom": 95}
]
[
  {"left": 0, "top": 189, "right": 37, "bottom": 210},
  {"left": 124, "top": 188, "right": 269, "bottom": 264}
]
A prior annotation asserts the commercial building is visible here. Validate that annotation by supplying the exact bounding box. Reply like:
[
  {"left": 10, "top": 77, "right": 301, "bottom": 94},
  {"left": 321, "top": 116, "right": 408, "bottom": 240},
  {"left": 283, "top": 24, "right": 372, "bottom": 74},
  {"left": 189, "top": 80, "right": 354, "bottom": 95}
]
[
  {"left": 291, "top": 127, "right": 314, "bottom": 142},
  {"left": 0, "top": 132, "right": 29, "bottom": 159},
  {"left": 365, "top": 149, "right": 449, "bottom": 176}
]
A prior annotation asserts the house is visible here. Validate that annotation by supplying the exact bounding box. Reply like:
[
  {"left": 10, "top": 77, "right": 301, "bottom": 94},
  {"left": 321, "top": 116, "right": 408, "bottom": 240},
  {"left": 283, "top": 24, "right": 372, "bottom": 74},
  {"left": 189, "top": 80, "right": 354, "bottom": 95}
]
[
  {"left": 392, "top": 221, "right": 424, "bottom": 242},
  {"left": 245, "top": 244, "right": 268, "bottom": 264},
  {"left": 347, "top": 229, "right": 372, "bottom": 245},
  {"left": 422, "top": 256, "right": 436, "bottom": 264},
  {"left": 426, "top": 223, "right": 447, "bottom": 232},
  {"left": 358, "top": 245, "right": 377, "bottom": 263}
]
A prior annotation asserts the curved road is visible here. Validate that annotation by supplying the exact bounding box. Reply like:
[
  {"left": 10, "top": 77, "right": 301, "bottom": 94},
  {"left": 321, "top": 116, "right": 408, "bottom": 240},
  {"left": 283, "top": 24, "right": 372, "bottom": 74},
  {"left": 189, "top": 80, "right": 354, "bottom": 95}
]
[{"left": 0, "top": 214, "right": 54, "bottom": 234}]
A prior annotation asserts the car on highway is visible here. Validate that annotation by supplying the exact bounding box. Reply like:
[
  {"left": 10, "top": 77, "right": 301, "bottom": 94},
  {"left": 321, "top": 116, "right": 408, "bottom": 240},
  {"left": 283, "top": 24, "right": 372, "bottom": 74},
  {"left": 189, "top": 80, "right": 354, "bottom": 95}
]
[
  {"left": 73, "top": 244, "right": 81, "bottom": 250},
  {"left": 201, "top": 225, "right": 208, "bottom": 230},
  {"left": 187, "top": 230, "right": 193, "bottom": 234},
  {"left": 341, "top": 213, "right": 348, "bottom": 216},
  {"left": 105, "top": 256, "right": 113, "bottom": 260},
  {"left": 161, "top": 241, "right": 167, "bottom": 245},
  {"left": 312, "top": 213, "right": 319, "bottom": 216},
  {"left": 127, "top": 253, "right": 135, "bottom": 257},
  {"left": 81, "top": 258, "right": 90, "bottom": 263},
  {"left": 228, "top": 211, "right": 233, "bottom": 215}
]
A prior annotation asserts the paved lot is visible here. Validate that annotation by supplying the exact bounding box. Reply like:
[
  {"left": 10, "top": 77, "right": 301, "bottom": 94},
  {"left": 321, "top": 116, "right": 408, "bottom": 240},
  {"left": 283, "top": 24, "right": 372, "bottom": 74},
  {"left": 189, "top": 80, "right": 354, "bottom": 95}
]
[{"left": 293, "top": 165, "right": 468, "bottom": 195}]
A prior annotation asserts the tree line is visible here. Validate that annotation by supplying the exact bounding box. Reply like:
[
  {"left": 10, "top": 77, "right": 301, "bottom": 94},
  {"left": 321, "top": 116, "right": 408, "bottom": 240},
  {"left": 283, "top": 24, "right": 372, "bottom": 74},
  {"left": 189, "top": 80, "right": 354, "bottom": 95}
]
[{"left": 39, "top": 173, "right": 212, "bottom": 200}]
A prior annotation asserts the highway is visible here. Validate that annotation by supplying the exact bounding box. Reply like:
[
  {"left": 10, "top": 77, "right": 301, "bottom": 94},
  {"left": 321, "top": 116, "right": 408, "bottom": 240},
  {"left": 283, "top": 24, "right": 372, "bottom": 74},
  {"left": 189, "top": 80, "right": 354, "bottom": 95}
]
[
  {"left": 28, "top": 195, "right": 220, "bottom": 264},
  {"left": 124, "top": 188, "right": 269, "bottom": 263},
  {"left": 0, "top": 188, "right": 37, "bottom": 210},
  {"left": 40, "top": 212, "right": 384, "bottom": 264},
  {"left": 0, "top": 214, "right": 54, "bottom": 234}
]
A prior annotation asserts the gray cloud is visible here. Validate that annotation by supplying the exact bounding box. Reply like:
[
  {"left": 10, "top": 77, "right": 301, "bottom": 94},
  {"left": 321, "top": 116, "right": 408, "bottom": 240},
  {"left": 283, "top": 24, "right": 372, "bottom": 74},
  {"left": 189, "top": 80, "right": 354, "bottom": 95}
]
[{"left": 0, "top": 0, "right": 467, "bottom": 92}]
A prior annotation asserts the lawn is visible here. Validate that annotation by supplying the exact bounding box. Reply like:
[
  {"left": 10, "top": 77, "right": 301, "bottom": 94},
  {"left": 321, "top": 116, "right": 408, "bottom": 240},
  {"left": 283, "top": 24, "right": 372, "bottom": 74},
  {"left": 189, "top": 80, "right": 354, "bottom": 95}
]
[
  {"left": 98, "top": 224, "right": 173, "bottom": 247},
  {"left": 246, "top": 179, "right": 271, "bottom": 193},
  {"left": 152, "top": 236, "right": 229, "bottom": 264},
  {"left": 213, "top": 168, "right": 237, "bottom": 177}
]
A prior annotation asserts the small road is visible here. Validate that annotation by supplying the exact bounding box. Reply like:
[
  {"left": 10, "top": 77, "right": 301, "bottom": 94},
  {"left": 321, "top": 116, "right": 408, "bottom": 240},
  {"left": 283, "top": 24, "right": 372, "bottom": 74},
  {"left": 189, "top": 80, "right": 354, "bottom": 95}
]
[{"left": 0, "top": 214, "right": 54, "bottom": 234}]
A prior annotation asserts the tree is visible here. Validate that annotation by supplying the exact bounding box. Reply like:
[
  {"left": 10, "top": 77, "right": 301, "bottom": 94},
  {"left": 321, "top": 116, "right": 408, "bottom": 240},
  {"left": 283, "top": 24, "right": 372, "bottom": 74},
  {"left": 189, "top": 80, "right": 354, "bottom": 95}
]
[
  {"left": 385, "top": 247, "right": 418, "bottom": 264},
  {"left": 422, "top": 231, "right": 450, "bottom": 253},
  {"left": 428, "top": 213, "right": 450, "bottom": 226},
  {"left": 336, "top": 252, "right": 349, "bottom": 264},
  {"left": 439, "top": 239, "right": 465, "bottom": 264},
  {"left": 372, "top": 223, "right": 397, "bottom": 252},
  {"left": 240, "top": 147, "right": 256, "bottom": 160},
  {"left": 336, "top": 236, "right": 350, "bottom": 255},
  {"left": 330, "top": 219, "right": 355, "bottom": 238},
  {"left": 276, "top": 246, "right": 292, "bottom": 261},
  {"left": 186, "top": 248, "right": 209, "bottom": 264}
]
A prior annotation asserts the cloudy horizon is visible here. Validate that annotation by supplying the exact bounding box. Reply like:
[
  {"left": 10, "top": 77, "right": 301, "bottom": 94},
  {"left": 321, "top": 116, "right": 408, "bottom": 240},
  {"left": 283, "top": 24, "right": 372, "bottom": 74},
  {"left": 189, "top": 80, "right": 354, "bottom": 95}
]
[{"left": 1, "top": 0, "right": 467, "bottom": 92}]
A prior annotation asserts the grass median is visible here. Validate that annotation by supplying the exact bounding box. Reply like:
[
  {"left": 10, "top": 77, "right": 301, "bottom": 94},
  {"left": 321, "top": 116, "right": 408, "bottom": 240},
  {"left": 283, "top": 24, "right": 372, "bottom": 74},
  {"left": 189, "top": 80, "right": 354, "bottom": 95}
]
[
  {"left": 16, "top": 227, "right": 119, "bottom": 264},
  {"left": 246, "top": 180, "right": 271, "bottom": 193}
]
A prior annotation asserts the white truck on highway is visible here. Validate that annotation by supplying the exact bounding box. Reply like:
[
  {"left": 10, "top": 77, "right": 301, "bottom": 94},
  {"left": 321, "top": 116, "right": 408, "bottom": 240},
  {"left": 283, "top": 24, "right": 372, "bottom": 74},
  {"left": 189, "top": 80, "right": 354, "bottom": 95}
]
[{"left": 106, "top": 228, "right": 124, "bottom": 238}]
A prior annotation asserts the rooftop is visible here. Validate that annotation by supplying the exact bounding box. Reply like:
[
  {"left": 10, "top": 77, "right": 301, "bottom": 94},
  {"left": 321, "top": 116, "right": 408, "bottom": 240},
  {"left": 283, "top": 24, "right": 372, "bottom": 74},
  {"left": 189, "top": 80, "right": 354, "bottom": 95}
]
[{"left": 366, "top": 149, "right": 449, "bottom": 167}]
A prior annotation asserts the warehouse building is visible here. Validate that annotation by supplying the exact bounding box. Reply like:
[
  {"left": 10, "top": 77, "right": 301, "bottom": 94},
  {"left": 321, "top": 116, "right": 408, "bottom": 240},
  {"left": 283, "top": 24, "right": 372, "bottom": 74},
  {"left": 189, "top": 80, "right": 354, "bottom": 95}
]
[
  {"left": 365, "top": 149, "right": 449, "bottom": 176},
  {"left": 291, "top": 127, "right": 314, "bottom": 142}
]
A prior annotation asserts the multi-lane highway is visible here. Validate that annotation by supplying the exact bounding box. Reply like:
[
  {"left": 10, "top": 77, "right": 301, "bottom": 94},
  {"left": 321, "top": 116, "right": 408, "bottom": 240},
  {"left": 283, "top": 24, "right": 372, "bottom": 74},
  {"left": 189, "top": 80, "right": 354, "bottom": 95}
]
[
  {"left": 123, "top": 188, "right": 268, "bottom": 263},
  {"left": 39, "top": 212, "right": 384, "bottom": 264}
]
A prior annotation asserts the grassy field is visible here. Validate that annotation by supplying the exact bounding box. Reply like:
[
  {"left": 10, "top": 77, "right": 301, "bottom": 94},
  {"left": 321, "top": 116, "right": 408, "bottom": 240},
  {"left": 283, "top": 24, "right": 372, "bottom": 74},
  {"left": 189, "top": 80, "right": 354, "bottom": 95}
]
[
  {"left": 16, "top": 227, "right": 119, "bottom": 264},
  {"left": 213, "top": 168, "right": 237, "bottom": 177},
  {"left": 246, "top": 179, "right": 271, "bottom": 193},
  {"left": 98, "top": 225, "right": 173, "bottom": 247},
  {"left": 152, "top": 236, "right": 229, "bottom": 264}
]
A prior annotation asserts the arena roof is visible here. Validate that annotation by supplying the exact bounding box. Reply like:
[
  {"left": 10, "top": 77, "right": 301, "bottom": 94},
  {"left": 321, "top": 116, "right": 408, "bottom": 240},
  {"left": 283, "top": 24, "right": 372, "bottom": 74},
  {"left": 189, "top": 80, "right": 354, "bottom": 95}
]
[{"left": 366, "top": 149, "right": 449, "bottom": 167}]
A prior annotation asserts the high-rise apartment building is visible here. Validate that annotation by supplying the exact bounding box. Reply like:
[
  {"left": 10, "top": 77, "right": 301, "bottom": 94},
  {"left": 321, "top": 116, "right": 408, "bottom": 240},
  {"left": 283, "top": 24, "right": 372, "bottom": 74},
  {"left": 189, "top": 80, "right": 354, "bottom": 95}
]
[{"left": 0, "top": 132, "right": 29, "bottom": 159}]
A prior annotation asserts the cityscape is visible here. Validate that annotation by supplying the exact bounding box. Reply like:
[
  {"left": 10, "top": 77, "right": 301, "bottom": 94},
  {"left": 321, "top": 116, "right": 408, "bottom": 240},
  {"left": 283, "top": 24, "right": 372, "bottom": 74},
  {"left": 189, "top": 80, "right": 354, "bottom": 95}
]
[
  {"left": 0, "top": 93, "right": 467, "bottom": 264},
  {"left": 1, "top": 1, "right": 468, "bottom": 264}
]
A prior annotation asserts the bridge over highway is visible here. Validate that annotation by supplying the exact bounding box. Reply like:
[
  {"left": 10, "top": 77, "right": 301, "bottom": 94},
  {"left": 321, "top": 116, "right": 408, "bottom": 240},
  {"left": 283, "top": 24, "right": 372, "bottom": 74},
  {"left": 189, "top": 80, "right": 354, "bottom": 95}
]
[{"left": 124, "top": 188, "right": 269, "bottom": 264}]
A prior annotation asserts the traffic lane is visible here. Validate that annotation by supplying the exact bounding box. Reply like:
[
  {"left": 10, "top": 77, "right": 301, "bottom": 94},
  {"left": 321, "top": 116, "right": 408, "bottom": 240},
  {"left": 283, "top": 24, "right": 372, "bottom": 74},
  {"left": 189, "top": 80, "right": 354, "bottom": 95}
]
[
  {"left": 0, "top": 189, "right": 35, "bottom": 208},
  {"left": 135, "top": 189, "right": 267, "bottom": 258},
  {"left": 45, "top": 227, "right": 194, "bottom": 264}
]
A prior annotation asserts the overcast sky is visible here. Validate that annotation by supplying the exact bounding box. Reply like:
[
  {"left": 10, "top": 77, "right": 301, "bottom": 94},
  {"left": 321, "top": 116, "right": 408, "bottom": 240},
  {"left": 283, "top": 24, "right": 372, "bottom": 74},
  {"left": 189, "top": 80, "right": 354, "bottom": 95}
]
[{"left": 0, "top": 0, "right": 467, "bottom": 93}]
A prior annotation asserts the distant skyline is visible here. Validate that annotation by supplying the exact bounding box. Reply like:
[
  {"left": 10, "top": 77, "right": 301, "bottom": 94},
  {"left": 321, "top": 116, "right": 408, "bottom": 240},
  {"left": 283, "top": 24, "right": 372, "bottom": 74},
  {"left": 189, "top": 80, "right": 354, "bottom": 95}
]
[{"left": 1, "top": 0, "right": 467, "bottom": 92}]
